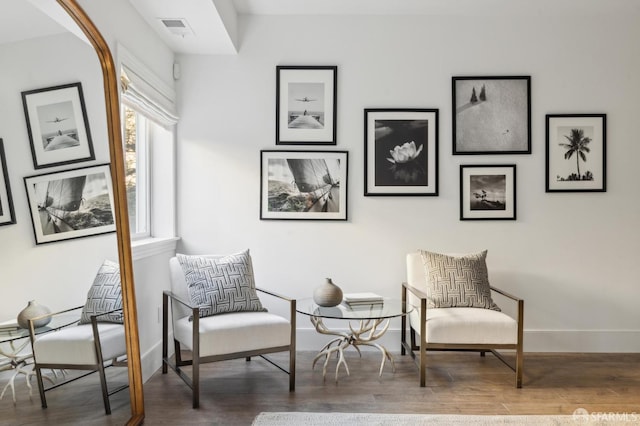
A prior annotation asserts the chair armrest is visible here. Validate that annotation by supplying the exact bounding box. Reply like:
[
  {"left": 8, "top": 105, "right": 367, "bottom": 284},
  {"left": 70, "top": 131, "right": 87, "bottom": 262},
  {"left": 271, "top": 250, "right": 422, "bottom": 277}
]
[
  {"left": 256, "top": 287, "right": 293, "bottom": 302},
  {"left": 402, "top": 281, "right": 429, "bottom": 300},
  {"left": 27, "top": 305, "right": 84, "bottom": 344},
  {"left": 490, "top": 286, "right": 522, "bottom": 302},
  {"left": 163, "top": 290, "right": 196, "bottom": 310}
]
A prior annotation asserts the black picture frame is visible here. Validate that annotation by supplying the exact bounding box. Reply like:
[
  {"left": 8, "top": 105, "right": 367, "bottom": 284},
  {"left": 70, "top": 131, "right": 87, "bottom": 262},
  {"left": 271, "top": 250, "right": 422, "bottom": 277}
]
[
  {"left": 260, "top": 150, "right": 348, "bottom": 220},
  {"left": 22, "top": 82, "right": 95, "bottom": 169},
  {"left": 364, "top": 108, "right": 438, "bottom": 196},
  {"left": 0, "top": 139, "right": 16, "bottom": 226},
  {"left": 460, "top": 164, "right": 516, "bottom": 221},
  {"left": 452, "top": 76, "right": 531, "bottom": 155},
  {"left": 24, "top": 164, "right": 116, "bottom": 244},
  {"left": 276, "top": 66, "right": 337, "bottom": 145},
  {"left": 545, "top": 114, "right": 606, "bottom": 192}
]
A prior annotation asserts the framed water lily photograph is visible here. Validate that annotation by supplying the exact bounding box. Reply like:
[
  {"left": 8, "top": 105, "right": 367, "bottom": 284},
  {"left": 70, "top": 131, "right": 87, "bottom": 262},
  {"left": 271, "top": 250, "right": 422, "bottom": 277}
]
[
  {"left": 545, "top": 114, "right": 606, "bottom": 192},
  {"left": 460, "top": 164, "right": 516, "bottom": 221},
  {"left": 22, "top": 82, "right": 95, "bottom": 169},
  {"left": 260, "top": 150, "right": 348, "bottom": 220},
  {"left": 0, "top": 139, "right": 16, "bottom": 226},
  {"left": 452, "top": 76, "right": 531, "bottom": 155},
  {"left": 276, "top": 66, "right": 337, "bottom": 145},
  {"left": 24, "top": 164, "right": 116, "bottom": 244},
  {"left": 364, "top": 109, "right": 438, "bottom": 196}
]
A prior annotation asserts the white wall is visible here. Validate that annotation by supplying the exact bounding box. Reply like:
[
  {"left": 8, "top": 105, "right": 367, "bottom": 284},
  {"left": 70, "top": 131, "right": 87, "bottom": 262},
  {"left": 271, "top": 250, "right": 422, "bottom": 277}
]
[{"left": 175, "top": 7, "right": 640, "bottom": 352}]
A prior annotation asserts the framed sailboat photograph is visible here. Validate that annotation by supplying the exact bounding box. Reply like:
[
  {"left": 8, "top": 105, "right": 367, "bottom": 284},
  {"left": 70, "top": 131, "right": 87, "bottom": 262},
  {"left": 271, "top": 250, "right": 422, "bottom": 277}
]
[
  {"left": 260, "top": 150, "right": 348, "bottom": 220},
  {"left": 24, "top": 164, "right": 116, "bottom": 244},
  {"left": 22, "top": 82, "right": 95, "bottom": 169},
  {"left": 276, "top": 66, "right": 337, "bottom": 145}
]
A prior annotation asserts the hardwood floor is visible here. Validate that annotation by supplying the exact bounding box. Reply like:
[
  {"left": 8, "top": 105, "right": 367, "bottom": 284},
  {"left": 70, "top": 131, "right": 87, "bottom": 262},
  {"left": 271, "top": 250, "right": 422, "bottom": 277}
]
[{"left": 1, "top": 351, "right": 639, "bottom": 425}]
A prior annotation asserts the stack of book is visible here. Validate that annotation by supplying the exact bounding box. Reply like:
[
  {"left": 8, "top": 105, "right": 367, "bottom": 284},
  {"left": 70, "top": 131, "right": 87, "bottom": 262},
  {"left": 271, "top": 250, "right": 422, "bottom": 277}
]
[
  {"left": 0, "top": 319, "right": 20, "bottom": 332},
  {"left": 342, "top": 292, "right": 384, "bottom": 309}
]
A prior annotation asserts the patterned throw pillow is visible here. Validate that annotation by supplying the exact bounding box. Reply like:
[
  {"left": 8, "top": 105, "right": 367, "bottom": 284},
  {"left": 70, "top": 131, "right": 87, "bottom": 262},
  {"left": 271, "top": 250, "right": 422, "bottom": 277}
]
[
  {"left": 177, "top": 250, "right": 265, "bottom": 318},
  {"left": 79, "top": 260, "right": 124, "bottom": 324},
  {"left": 420, "top": 250, "right": 500, "bottom": 311}
]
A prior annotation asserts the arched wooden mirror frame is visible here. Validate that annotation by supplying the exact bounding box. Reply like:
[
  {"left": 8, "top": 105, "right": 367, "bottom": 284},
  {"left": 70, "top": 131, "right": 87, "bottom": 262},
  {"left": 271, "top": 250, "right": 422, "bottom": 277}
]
[{"left": 56, "top": 0, "right": 145, "bottom": 423}]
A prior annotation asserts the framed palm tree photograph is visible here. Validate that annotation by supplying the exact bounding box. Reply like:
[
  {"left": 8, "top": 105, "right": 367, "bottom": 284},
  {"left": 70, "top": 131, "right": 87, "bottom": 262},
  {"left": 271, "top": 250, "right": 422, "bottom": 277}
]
[{"left": 546, "top": 114, "right": 606, "bottom": 192}]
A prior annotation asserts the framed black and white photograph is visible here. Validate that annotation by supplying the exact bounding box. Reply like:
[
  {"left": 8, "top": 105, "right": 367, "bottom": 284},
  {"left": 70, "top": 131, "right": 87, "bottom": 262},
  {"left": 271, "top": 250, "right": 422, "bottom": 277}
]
[
  {"left": 364, "top": 109, "right": 438, "bottom": 196},
  {"left": 22, "top": 82, "right": 95, "bottom": 169},
  {"left": 452, "top": 76, "right": 531, "bottom": 155},
  {"left": 24, "top": 164, "right": 115, "bottom": 244},
  {"left": 276, "top": 66, "right": 337, "bottom": 145},
  {"left": 260, "top": 150, "right": 347, "bottom": 220},
  {"left": 460, "top": 164, "right": 516, "bottom": 221},
  {"left": 546, "top": 114, "right": 606, "bottom": 192},
  {"left": 0, "top": 139, "right": 16, "bottom": 226}
]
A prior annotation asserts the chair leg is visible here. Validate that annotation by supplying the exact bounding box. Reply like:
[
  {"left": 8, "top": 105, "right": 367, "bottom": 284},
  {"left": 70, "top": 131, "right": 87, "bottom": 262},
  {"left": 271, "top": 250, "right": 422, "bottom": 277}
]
[
  {"left": 35, "top": 365, "right": 47, "bottom": 409},
  {"left": 97, "top": 362, "right": 112, "bottom": 415},
  {"left": 246, "top": 357, "right": 251, "bottom": 361},
  {"left": 162, "top": 293, "right": 168, "bottom": 374},
  {"left": 289, "top": 345, "right": 296, "bottom": 392}
]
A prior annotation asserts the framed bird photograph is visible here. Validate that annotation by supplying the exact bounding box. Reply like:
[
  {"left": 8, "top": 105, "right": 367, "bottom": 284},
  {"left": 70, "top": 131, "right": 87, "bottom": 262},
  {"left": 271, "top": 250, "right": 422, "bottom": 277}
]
[
  {"left": 22, "top": 82, "right": 95, "bottom": 169},
  {"left": 276, "top": 66, "right": 337, "bottom": 145},
  {"left": 460, "top": 164, "right": 516, "bottom": 221},
  {"left": 364, "top": 108, "right": 439, "bottom": 196},
  {"left": 545, "top": 114, "right": 606, "bottom": 192}
]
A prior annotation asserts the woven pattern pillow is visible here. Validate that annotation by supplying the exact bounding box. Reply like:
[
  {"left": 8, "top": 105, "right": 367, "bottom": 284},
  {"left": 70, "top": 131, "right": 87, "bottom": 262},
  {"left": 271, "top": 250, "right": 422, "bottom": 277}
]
[
  {"left": 177, "top": 250, "right": 265, "bottom": 318},
  {"left": 420, "top": 250, "right": 500, "bottom": 311},
  {"left": 79, "top": 260, "right": 124, "bottom": 324}
]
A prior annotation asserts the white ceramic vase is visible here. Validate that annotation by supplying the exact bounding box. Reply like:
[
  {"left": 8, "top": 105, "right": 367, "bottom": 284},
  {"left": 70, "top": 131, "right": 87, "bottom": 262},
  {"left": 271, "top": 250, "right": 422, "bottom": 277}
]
[
  {"left": 313, "top": 278, "right": 343, "bottom": 307},
  {"left": 17, "top": 300, "right": 52, "bottom": 329}
]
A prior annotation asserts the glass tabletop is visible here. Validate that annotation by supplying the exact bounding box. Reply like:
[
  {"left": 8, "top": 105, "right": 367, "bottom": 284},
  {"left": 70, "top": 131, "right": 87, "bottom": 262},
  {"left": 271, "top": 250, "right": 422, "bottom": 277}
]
[
  {"left": 296, "top": 298, "right": 413, "bottom": 320},
  {"left": 0, "top": 313, "right": 81, "bottom": 344}
]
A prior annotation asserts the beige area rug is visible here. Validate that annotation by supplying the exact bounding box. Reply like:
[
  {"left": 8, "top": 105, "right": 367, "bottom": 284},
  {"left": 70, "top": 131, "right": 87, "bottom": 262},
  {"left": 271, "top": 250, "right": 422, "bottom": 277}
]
[{"left": 252, "top": 412, "right": 629, "bottom": 425}]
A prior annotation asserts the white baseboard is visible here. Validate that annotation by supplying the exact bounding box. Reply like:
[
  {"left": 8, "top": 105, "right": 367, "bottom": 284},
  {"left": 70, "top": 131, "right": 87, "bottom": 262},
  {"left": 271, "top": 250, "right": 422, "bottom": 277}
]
[{"left": 140, "top": 339, "right": 165, "bottom": 383}]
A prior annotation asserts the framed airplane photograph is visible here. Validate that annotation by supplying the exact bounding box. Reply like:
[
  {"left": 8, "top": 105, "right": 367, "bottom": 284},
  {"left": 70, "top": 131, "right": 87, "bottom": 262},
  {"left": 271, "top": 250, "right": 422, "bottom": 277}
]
[
  {"left": 22, "top": 82, "right": 95, "bottom": 169},
  {"left": 276, "top": 66, "right": 337, "bottom": 145}
]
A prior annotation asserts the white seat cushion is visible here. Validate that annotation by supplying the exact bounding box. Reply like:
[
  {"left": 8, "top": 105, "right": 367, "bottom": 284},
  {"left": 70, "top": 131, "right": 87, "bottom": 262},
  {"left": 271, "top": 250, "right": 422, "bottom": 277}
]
[
  {"left": 174, "top": 311, "right": 291, "bottom": 357},
  {"left": 410, "top": 307, "right": 517, "bottom": 344},
  {"left": 34, "top": 323, "right": 126, "bottom": 365}
]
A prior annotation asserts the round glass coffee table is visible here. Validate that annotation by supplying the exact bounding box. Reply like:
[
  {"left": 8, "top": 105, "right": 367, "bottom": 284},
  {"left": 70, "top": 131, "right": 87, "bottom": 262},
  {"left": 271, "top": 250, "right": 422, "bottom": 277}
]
[{"left": 296, "top": 298, "right": 413, "bottom": 382}]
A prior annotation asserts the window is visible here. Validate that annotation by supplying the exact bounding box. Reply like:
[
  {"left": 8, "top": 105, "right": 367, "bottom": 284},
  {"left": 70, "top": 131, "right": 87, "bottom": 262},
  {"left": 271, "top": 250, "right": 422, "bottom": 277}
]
[
  {"left": 118, "top": 45, "right": 178, "bottom": 244},
  {"left": 123, "top": 105, "right": 149, "bottom": 237}
]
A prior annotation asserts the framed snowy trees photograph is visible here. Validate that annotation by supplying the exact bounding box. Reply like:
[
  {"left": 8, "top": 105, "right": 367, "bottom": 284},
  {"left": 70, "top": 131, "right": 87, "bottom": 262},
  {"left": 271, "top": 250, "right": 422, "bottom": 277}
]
[
  {"left": 260, "top": 150, "right": 348, "bottom": 220},
  {"left": 545, "top": 114, "right": 606, "bottom": 192},
  {"left": 452, "top": 76, "right": 531, "bottom": 155}
]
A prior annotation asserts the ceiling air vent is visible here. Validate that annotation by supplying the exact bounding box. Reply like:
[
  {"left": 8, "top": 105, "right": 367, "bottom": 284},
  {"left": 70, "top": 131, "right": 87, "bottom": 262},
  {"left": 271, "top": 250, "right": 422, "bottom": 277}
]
[{"left": 159, "top": 18, "right": 194, "bottom": 37}]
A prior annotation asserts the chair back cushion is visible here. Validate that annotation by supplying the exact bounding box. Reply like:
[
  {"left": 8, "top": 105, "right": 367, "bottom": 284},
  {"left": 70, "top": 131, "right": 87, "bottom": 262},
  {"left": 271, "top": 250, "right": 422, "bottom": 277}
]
[
  {"left": 420, "top": 250, "right": 499, "bottom": 310},
  {"left": 79, "top": 260, "right": 123, "bottom": 324},
  {"left": 170, "top": 250, "right": 265, "bottom": 319}
]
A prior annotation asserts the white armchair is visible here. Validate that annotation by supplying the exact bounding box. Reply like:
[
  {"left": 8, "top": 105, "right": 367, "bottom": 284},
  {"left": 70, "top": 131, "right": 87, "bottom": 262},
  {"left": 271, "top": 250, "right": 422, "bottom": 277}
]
[
  {"left": 401, "top": 251, "right": 523, "bottom": 388},
  {"left": 163, "top": 253, "right": 296, "bottom": 408},
  {"left": 29, "top": 306, "right": 128, "bottom": 415},
  {"left": 29, "top": 259, "right": 129, "bottom": 415}
]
